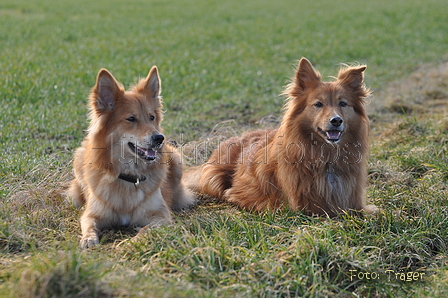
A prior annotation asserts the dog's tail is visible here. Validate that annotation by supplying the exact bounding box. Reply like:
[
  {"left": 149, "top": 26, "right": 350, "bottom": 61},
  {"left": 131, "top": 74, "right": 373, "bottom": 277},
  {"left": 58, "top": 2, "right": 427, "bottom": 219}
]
[
  {"left": 66, "top": 179, "right": 86, "bottom": 207},
  {"left": 183, "top": 166, "right": 203, "bottom": 193}
]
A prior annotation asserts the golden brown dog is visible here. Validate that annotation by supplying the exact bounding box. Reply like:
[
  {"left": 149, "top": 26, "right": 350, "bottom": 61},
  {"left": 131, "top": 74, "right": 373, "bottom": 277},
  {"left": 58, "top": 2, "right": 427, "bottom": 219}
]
[
  {"left": 186, "top": 58, "right": 377, "bottom": 217},
  {"left": 67, "top": 67, "right": 194, "bottom": 248}
]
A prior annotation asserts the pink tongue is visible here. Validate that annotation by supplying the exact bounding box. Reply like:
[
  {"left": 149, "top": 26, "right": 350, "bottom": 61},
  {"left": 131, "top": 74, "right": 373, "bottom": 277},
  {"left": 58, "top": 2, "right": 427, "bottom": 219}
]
[
  {"left": 327, "top": 131, "right": 341, "bottom": 139},
  {"left": 145, "top": 149, "right": 156, "bottom": 157},
  {"left": 138, "top": 147, "right": 156, "bottom": 157}
]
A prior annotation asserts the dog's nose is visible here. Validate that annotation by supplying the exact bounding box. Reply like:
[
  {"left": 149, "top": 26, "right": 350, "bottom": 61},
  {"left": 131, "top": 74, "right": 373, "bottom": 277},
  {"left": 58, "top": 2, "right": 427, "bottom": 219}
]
[
  {"left": 151, "top": 134, "right": 164, "bottom": 146},
  {"left": 330, "top": 116, "right": 343, "bottom": 127}
]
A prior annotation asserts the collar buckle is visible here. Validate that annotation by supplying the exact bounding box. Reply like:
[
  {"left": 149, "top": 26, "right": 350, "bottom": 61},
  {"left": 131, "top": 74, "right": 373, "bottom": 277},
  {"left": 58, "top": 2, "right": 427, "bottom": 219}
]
[{"left": 118, "top": 173, "right": 146, "bottom": 189}]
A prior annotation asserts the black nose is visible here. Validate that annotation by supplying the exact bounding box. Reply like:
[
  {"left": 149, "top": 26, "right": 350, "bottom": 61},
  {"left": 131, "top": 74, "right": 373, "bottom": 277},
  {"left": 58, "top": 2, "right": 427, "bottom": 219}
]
[
  {"left": 151, "top": 134, "right": 164, "bottom": 146},
  {"left": 330, "top": 116, "right": 343, "bottom": 127}
]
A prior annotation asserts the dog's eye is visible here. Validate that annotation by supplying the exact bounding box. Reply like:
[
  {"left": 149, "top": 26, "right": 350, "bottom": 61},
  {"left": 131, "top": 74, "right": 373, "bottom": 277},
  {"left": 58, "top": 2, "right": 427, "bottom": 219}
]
[
  {"left": 314, "top": 102, "right": 323, "bottom": 108},
  {"left": 149, "top": 115, "right": 155, "bottom": 121},
  {"left": 339, "top": 101, "right": 348, "bottom": 107},
  {"left": 126, "top": 116, "right": 136, "bottom": 122}
]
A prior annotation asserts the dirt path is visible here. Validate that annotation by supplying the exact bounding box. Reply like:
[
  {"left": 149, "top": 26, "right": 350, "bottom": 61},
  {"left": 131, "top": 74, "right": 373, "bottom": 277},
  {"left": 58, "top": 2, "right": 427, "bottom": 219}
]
[{"left": 367, "top": 60, "right": 448, "bottom": 132}]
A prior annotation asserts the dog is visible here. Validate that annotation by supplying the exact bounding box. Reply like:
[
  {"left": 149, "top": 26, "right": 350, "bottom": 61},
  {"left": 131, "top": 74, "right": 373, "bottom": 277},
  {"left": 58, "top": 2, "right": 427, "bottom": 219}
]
[
  {"left": 67, "top": 66, "right": 195, "bottom": 248},
  {"left": 186, "top": 58, "right": 377, "bottom": 217}
]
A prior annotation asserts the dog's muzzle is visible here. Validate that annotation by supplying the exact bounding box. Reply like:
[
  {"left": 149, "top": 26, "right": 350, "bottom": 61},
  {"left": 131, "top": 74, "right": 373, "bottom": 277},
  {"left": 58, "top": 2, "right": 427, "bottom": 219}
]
[{"left": 128, "top": 134, "right": 164, "bottom": 160}]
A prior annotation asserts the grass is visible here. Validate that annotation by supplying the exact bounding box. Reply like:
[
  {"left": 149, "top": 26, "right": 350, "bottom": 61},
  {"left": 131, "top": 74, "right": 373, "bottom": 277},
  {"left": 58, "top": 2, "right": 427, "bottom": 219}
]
[{"left": 1, "top": 0, "right": 447, "bottom": 297}]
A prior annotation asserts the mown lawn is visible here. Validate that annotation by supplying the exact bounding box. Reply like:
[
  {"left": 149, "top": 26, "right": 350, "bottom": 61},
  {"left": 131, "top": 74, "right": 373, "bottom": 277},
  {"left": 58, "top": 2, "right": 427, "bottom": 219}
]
[{"left": 1, "top": 0, "right": 447, "bottom": 297}]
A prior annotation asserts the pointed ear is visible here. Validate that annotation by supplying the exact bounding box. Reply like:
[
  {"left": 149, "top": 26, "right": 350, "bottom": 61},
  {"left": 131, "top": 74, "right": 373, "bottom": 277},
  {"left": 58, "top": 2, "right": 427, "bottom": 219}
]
[
  {"left": 137, "top": 66, "right": 161, "bottom": 99},
  {"left": 337, "top": 65, "right": 367, "bottom": 90},
  {"left": 294, "top": 58, "right": 322, "bottom": 91},
  {"left": 90, "top": 69, "right": 121, "bottom": 113}
]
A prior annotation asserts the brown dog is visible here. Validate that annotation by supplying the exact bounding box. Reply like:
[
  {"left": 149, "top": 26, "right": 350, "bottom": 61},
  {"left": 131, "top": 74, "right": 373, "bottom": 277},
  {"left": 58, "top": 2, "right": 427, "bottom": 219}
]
[
  {"left": 186, "top": 58, "right": 377, "bottom": 217},
  {"left": 67, "top": 67, "right": 194, "bottom": 248}
]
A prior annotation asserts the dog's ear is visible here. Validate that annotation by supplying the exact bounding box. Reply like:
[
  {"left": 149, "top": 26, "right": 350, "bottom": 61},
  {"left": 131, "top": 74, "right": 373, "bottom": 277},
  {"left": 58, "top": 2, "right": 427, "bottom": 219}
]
[
  {"left": 337, "top": 65, "right": 367, "bottom": 91},
  {"left": 294, "top": 58, "right": 322, "bottom": 91},
  {"left": 137, "top": 66, "right": 161, "bottom": 100},
  {"left": 91, "top": 69, "right": 121, "bottom": 113}
]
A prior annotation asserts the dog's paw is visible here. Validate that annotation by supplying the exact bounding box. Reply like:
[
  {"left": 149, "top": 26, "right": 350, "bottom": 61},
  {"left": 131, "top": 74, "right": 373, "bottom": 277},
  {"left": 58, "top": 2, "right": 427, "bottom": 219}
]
[
  {"left": 127, "top": 227, "right": 149, "bottom": 244},
  {"left": 133, "top": 223, "right": 162, "bottom": 238},
  {"left": 363, "top": 204, "right": 379, "bottom": 215},
  {"left": 80, "top": 235, "right": 99, "bottom": 249}
]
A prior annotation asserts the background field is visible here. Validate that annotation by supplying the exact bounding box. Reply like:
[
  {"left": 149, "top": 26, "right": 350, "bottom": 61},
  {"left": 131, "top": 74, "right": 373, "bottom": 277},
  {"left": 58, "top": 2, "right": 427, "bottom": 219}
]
[{"left": 1, "top": 0, "right": 447, "bottom": 297}]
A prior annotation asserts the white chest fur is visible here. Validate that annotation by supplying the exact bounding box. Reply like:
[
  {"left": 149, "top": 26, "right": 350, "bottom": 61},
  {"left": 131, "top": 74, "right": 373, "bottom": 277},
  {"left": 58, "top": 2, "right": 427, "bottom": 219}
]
[
  {"left": 119, "top": 214, "right": 131, "bottom": 226},
  {"left": 326, "top": 171, "right": 350, "bottom": 209}
]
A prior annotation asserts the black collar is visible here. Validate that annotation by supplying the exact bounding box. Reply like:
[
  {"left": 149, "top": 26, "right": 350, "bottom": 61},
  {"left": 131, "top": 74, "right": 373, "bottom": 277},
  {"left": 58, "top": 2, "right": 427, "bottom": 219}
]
[{"left": 118, "top": 173, "right": 147, "bottom": 188}]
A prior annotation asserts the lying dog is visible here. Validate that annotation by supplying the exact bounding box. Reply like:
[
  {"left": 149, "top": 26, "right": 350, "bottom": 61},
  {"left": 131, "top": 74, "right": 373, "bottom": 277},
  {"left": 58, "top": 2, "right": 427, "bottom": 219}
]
[
  {"left": 186, "top": 58, "right": 377, "bottom": 217},
  {"left": 67, "top": 67, "right": 194, "bottom": 248}
]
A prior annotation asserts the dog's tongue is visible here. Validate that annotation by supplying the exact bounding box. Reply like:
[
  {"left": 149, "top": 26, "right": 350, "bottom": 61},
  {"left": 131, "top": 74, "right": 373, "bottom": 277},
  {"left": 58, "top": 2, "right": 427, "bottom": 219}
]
[
  {"left": 326, "top": 130, "right": 342, "bottom": 140},
  {"left": 137, "top": 146, "right": 157, "bottom": 159},
  {"left": 144, "top": 148, "right": 156, "bottom": 158}
]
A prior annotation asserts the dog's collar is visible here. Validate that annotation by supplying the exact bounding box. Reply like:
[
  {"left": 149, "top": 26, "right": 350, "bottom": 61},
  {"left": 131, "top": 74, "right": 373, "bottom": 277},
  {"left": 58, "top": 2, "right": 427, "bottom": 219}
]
[{"left": 118, "top": 173, "right": 147, "bottom": 188}]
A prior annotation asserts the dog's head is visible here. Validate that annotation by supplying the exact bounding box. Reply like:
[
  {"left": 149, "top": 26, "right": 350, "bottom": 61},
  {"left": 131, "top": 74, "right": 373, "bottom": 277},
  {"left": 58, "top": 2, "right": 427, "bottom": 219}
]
[
  {"left": 88, "top": 66, "right": 165, "bottom": 164},
  {"left": 283, "top": 58, "right": 370, "bottom": 145}
]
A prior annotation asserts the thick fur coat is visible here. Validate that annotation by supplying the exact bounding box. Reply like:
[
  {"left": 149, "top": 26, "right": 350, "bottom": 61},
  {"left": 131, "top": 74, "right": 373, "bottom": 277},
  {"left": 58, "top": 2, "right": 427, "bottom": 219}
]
[
  {"left": 186, "top": 58, "right": 376, "bottom": 217},
  {"left": 67, "top": 67, "right": 194, "bottom": 248}
]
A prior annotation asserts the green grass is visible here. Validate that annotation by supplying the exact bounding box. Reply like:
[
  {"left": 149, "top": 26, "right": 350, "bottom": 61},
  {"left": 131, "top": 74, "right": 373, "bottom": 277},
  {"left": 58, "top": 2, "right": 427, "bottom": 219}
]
[{"left": 1, "top": 0, "right": 448, "bottom": 297}]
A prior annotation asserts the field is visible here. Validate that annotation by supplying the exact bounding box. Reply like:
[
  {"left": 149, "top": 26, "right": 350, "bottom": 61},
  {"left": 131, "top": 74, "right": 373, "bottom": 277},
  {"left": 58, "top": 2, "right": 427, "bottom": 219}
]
[{"left": 1, "top": 0, "right": 447, "bottom": 297}]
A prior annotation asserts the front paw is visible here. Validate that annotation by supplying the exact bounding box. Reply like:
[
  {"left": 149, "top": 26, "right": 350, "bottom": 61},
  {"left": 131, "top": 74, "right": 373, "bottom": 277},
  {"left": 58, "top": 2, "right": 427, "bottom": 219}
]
[
  {"left": 80, "top": 235, "right": 99, "bottom": 249},
  {"left": 364, "top": 204, "right": 379, "bottom": 215},
  {"left": 132, "top": 221, "right": 167, "bottom": 241}
]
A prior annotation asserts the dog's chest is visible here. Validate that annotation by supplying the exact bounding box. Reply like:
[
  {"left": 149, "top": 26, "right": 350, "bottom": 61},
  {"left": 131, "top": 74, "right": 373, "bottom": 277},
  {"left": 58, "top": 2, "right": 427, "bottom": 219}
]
[
  {"left": 327, "top": 172, "right": 343, "bottom": 193},
  {"left": 119, "top": 214, "right": 131, "bottom": 226},
  {"left": 326, "top": 170, "right": 351, "bottom": 206},
  {"left": 106, "top": 184, "right": 147, "bottom": 212},
  {"left": 327, "top": 173, "right": 337, "bottom": 185}
]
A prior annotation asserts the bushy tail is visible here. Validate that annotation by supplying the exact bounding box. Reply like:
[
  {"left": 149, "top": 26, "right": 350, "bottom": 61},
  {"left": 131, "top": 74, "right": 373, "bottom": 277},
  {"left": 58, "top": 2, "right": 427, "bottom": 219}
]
[
  {"left": 183, "top": 166, "right": 204, "bottom": 193},
  {"left": 184, "top": 163, "right": 234, "bottom": 200},
  {"left": 66, "top": 179, "right": 86, "bottom": 208}
]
